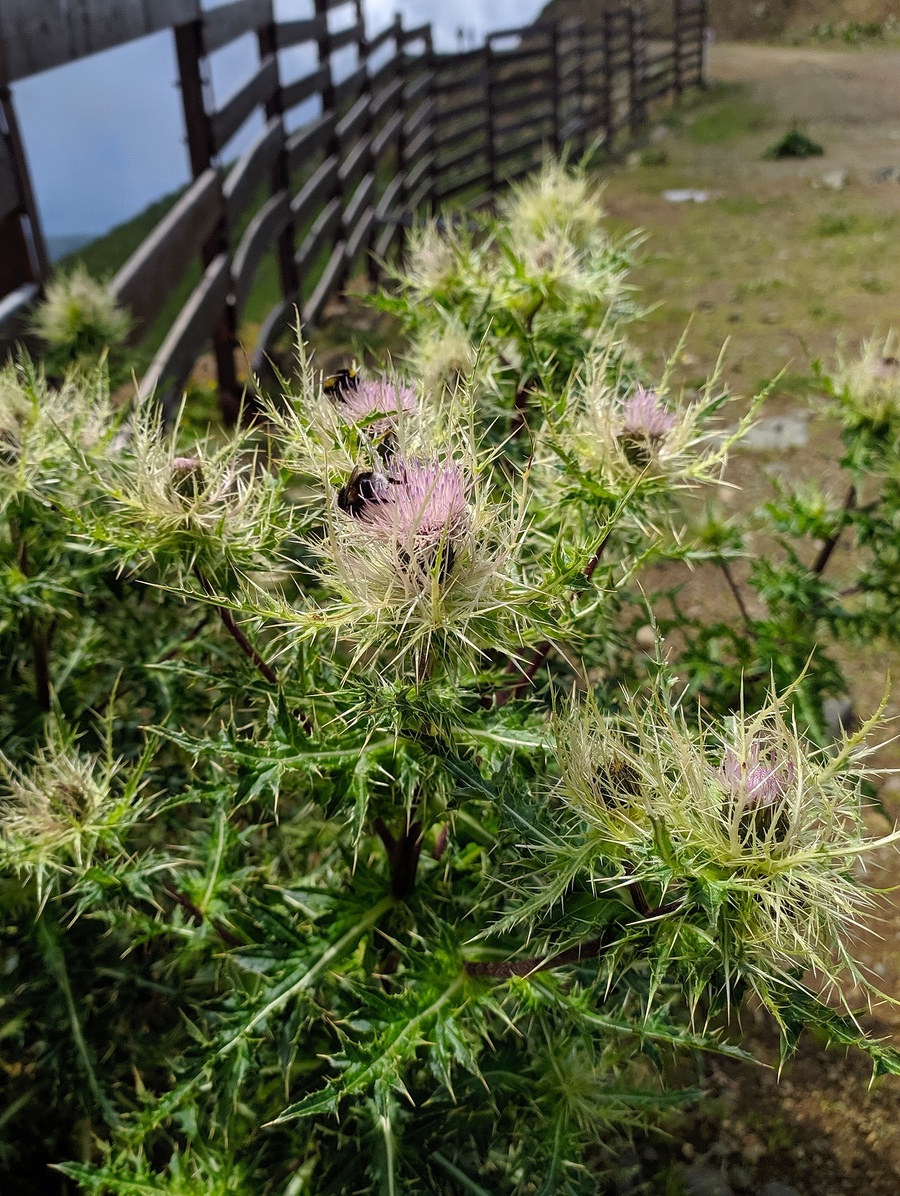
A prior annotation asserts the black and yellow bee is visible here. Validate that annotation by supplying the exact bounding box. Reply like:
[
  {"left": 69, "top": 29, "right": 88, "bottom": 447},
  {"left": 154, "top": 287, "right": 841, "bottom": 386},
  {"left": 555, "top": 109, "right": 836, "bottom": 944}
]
[
  {"left": 323, "top": 367, "right": 360, "bottom": 401},
  {"left": 596, "top": 756, "right": 642, "bottom": 805},
  {"left": 337, "top": 466, "right": 391, "bottom": 518}
]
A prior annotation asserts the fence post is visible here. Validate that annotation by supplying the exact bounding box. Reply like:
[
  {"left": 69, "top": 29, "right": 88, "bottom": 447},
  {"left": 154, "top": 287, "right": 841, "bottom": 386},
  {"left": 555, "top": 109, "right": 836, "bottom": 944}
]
[
  {"left": 391, "top": 17, "right": 410, "bottom": 231},
  {"left": 673, "top": 0, "right": 684, "bottom": 100},
  {"left": 310, "top": 0, "right": 340, "bottom": 300},
  {"left": 173, "top": 19, "right": 240, "bottom": 423},
  {"left": 570, "top": 20, "right": 586, "bottom": 158},
  {"left": 258, "top": 17, "right": 299, "bottom": 307},
  {"left": 421, "top": 27, "right": 438, "bottom": 213},
  {"left": 627, "top": 6, "right": 646, "bottom": 135},
  {"left": 698, "top": 0, "right": 710, "bottom": 87},
  {"left": 601, "top": 10, "right": 615, "bottom": 153},
  {"left": 549, "top": 24, "right": 561, "bottom": 156},
  {"left": 341, "top": 0, "right": 376, "bottom": 284},
  {"left": 484, "top": 36, "right": 497, "bottom": 192},
  {"left": 0, "top": 84, "right": 48, "bottom": 298}
]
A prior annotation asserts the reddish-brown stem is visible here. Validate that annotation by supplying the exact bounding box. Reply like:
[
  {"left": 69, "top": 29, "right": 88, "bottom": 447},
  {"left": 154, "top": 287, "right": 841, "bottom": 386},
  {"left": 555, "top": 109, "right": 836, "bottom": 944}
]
[
  {"left": 717, "top": 560, "right": 753, "bottom": 633},
  {"left": 165, "top": 887, "right": 241, "bottom": 948},
  {"left": 497, "top": 531, "right": 611, "bottom": 707},
  {"left": 812, "top": 483, "right": 857, "bottom": 576},
  {"left": 465, "top": 883, "right": 677, "bottom": 980},
  {"left": 194, "top": 568, "right": 278, "bottom": 686},
  {"left": 375, "top": 816, "right": 424, "bottom": 900},
  {"left": 465, "top": 932, "right": 612, "bottom": 978},
  {"left": 156, "top": 612, "right": 213, "bottom": 663}
]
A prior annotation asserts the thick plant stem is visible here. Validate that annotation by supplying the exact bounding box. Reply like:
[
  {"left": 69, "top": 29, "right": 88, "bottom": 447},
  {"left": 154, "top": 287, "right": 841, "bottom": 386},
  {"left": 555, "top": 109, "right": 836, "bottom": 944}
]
[
  {"left": 194, "top": 568, "right": 278, "bottom": 686},
  {"left": 375, "top": 816, "right": 424, "bottom": 900},
  {"left": 497, "top": 531, "right": 611, "bottom": 707},
  {"left": 10, "top": 508, "right": 52, "bottom": 710},
  {"left": 813, "top": 482, "right": 857, "bottom": 576}
]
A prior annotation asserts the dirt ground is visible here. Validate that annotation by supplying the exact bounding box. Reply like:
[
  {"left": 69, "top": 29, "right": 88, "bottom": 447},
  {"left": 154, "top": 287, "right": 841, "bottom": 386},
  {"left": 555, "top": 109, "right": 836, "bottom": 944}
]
[{"left": 586, "top": 43, "right": 900, "bottom": 1196}]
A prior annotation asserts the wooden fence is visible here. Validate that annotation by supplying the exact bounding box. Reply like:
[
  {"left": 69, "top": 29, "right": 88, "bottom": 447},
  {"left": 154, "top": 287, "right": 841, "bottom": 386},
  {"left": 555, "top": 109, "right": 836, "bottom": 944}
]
[{"left": 0, "top": 0, "right": 707, "bottom": 418}]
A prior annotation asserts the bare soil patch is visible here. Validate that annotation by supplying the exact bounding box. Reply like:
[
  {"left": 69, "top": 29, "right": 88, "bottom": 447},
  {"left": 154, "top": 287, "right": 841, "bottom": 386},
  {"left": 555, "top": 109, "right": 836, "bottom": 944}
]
[{"left": 593, "top": 44, "right": 900, "bottom": 1195}]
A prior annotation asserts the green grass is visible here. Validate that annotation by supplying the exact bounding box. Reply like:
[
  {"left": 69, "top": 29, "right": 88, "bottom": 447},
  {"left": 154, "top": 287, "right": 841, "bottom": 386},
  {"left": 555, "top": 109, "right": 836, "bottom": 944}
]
[{"left": 686, "top": 85, "right": 769, "bottom": 145}]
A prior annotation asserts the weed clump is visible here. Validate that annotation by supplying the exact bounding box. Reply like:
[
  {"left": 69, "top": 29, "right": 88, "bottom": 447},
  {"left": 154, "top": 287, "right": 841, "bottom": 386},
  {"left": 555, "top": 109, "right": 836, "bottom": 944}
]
[{"left": 764, "top": 128, "right": 825, "bottom": 159}]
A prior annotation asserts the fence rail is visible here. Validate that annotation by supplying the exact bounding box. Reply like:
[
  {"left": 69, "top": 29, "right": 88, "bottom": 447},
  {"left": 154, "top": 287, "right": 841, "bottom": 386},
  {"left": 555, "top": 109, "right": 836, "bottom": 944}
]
[{"left": 0, "top": 0, "right": 707, "bottom": 417}]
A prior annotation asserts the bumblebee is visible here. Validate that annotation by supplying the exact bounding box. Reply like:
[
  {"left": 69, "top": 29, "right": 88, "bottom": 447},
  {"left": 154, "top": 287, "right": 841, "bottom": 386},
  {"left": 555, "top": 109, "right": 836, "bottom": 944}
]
[
  {"left": 595, "top": 756, "right": 642, "bottom": 805},
  {"left": 337, "top": 466, "right": 391, "bottom": 518},
  {"left": 323, "top": 367, "right": 360, "bottom": 401}
]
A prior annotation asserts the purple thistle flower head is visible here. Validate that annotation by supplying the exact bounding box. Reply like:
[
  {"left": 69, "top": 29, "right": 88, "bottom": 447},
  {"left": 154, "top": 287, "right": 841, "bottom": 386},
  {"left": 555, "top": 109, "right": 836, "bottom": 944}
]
[
  {"left": 719, "top": 738, "right": 796, "bottom": 810},
  {"left": 360, "top": 458, "right": 469, "bottom": 551},
  {"left": 620, "top": 387, "right": 677, "bottom": 442},
  {"left": 338, "top": 379, "right": 416, "bottom": 438},
  {"left": 867, "top": 355, "right": 900, "bottom": 381}
]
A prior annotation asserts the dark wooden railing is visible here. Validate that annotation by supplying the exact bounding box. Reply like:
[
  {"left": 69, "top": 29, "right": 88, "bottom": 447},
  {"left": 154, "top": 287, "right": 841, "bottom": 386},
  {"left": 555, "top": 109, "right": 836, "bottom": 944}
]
[{"left": 0, "top": 0, "right": 707, "bottom": 417}]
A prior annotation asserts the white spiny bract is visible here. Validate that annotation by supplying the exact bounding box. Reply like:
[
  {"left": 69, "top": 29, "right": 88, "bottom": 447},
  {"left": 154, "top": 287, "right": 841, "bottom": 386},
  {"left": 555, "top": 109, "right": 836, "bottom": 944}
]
[
  {"left": 498, "top": 160, "right": 610, "bottom": 252},
  {"left": 384, "top": 160, "right": 641, "bottom": 429},
  {"left": 0, "top": 729, "right": 151, "bottom": 908},
  {"left": 29, "top": 265, "right": 130, "bottom": 366},
  {"left": 564, "top": 351, "right": 744, "bottom": 496},
  {"left": 556, "top": 684, "right": 898, "bottom": 1007},
  {"left": 94, "top": 398, "right": 288, "bottom": 579},
  {"left": 0, "top": 358, "right": 115, "bottom": 510},
  {"left": 407, "top": 312, "right": 482, "bottom": 400},
  {"left": 830, "top": 334, "right": 900, "bottom": 442}
]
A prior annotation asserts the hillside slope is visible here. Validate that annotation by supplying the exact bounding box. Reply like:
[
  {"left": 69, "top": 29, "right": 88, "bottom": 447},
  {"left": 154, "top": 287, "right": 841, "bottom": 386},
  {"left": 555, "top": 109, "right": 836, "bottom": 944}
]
[{"left": 539, "top": 0, "right": 899, "bottom": 40}]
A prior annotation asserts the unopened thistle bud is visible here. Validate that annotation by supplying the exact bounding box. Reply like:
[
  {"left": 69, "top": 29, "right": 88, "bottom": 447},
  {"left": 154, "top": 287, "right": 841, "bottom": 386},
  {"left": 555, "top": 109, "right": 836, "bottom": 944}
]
[{"left": 170, "top": 455, "right": 205, "bottom": 502}]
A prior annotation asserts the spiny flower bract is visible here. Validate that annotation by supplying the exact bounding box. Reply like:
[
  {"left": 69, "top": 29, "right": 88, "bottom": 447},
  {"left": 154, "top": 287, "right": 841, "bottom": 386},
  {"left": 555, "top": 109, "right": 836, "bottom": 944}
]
[{"left": 554, "top": 681, "right": 899, "bottom": 1010}]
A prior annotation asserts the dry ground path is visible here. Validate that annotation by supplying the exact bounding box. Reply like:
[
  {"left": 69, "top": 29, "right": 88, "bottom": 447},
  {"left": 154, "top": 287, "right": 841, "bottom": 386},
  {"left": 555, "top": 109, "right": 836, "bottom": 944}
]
[{"left": 586, "top": 43, "right": 900, "bottom": 1196}]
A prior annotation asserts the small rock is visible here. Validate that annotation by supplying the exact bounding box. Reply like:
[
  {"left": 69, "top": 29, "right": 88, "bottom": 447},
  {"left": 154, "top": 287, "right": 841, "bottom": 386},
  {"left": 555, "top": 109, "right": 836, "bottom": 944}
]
[
  {"left": 760, "top": 1184, "right": 801, "bottom": 1196},
  {"left": 761, "top": 311, "right": 779, "bottom": 324},
  {"left": 635, "top": 624, "right": 658, "bottom": 652},
  {"left": 821, "top": 169, "right": 847, "bottom": 190},
  {"left": 874, "top": 166, "right": 897, "bottom": 183},
  {"left": 738, "top": 412, "right": 810, "bottom": 452},
  {"left": 823, "top": 695, "right": 858, "bottom": 741},
  {"left": 683, "top": 1164, "right": 733, "bottom": 1196},
  {"left": 650, "top": 123, "right": 669, "bottom": 142},
  {"left": 626, "top": 150, "right": 642, "bottom": 168},
  {"left": 664, "top": 188, "right": 711, "bottom": 203}
]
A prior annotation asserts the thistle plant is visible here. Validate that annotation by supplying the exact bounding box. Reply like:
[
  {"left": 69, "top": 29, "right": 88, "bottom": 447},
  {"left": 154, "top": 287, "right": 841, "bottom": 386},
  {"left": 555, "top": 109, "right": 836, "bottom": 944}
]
[
  {"left": 29, "top": 265, "right": 131, "bottom": 378},
  {"left": 1, "top": 167, "right": 899, "bottom": 1196}
]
